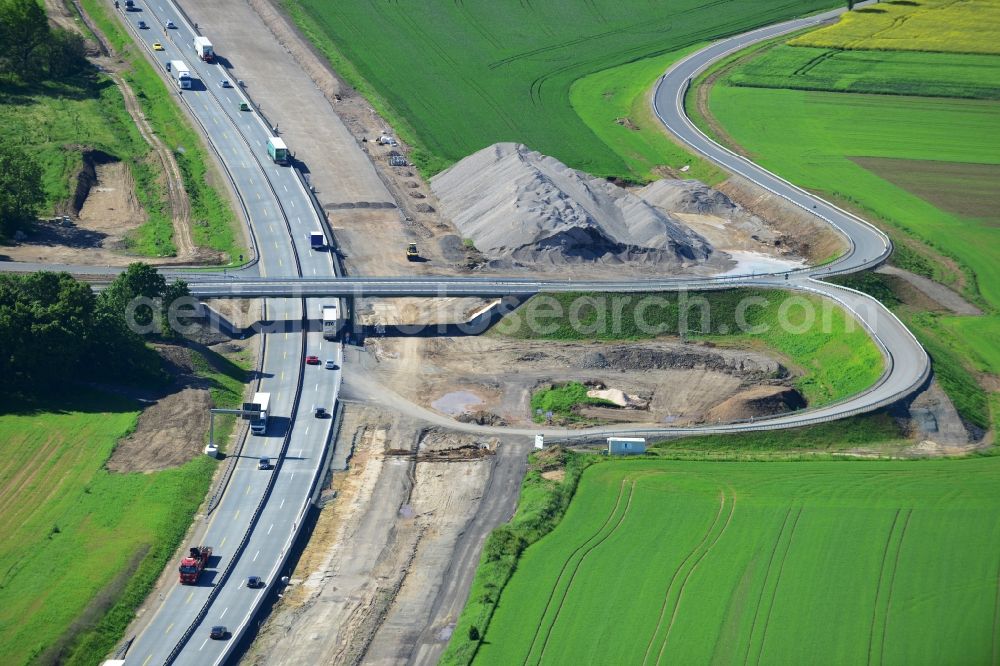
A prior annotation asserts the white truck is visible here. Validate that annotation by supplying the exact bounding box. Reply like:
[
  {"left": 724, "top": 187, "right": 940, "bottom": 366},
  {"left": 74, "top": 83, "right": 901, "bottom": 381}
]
[
  {"left": 193, "top": 36, "right": 214, "bottom": 62},
  {"left": 169, "top": 60, "right": 191, "bottom": 89},
  {"left": 322, "top": 304, "right": 343, "bottom": 341},
  {"left": 248, "top": 392, "right": 271, "bottom": 435},
  {"left": 267, "top": 137, "right": 289, "bottom": 165}
]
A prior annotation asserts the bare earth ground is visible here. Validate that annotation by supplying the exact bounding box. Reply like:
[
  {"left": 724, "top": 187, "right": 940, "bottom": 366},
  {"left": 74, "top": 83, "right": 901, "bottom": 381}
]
[
  {"left": 365, "top": 336, "right": 794, "bottom": 427},
  {"left": 876, "top": 265, "right": 983, "bottom": 316},
  {"left": 245, "top": 405, "right": 505, "bottom": 666},
  {"left": 106, "top": 335, "right": 255, "bottom": 473}
]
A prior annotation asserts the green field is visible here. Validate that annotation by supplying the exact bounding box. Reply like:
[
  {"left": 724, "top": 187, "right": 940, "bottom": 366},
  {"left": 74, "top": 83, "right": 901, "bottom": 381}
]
[
  {"left": 568, "top": 47, "right": 726, "bottom": 184},
  {"left": 695, "top": 14, "right": 1000, "bottom": 428},
  {"left": 791, "top": 0, "right": 1000, "bottom": 55},
  {"left": 0, "top": 341, "right": 248, "bottom": 665},
  {"left": 0, "top": 75, "right": 178, "bottom": 256},
  {"left": 473, "top": 457, "right": 1000, "bottom": 665},
  {"left": 727, "top": 44, "right": 1000, "bottom": 99},
  {"left": 495, "top": 289, "right": 884, "bottom": 407},
  {"left": 283, "top": 0, "right": 837, "bottom": 178},
  {"left": 0, "top": 393, "right": 215, "bottom": 665}
]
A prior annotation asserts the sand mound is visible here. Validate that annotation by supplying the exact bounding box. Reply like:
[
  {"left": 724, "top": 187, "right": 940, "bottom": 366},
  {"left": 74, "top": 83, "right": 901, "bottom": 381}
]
[
  {"left": 430, "top": 143, "right": 713, "bottom": 266},
  {"left": 638, "top": 178, "right": 742, "bottom": 217},
  {"left": 704, "top": 386, "right": 805, "bottom": 423},
  {"left": 587, "top": 387, "right": 649, "bottom": 409}
]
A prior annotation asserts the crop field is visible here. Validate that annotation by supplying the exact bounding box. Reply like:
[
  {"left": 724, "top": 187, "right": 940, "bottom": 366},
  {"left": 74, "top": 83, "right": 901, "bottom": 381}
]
[
  {"left": 494, "top": 289, "right": 884, "bottom": 407},
  {"left": 0, "top": 392, "right": 217, "bottom": 665},
  {"left": 700, "top": 10, "right": 1000, "bottom": 427},
  {"left": 475, "top": 457, "right": 1000, "bottom": 665},
  {"left": 791, "top": 0, "right": 1000, "bottom": 55},
  {"left": 284, "top": 0, "right": 837, "bottom": 177},
  {"left": 705, "top": 90, "right": 1000, "bottom": 304},
  {"left": 727, "top": 44, "right": 1000, "bottom": 99}
]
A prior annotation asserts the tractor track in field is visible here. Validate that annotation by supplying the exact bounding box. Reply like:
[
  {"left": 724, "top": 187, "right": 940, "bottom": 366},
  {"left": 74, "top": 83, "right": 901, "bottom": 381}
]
[
  {"left": 866, "top": 508, "right": 909, "bottom": 666},
  {"left": 534, "top": 479, "right": 638, "bottom": 665},
  {"left": 453, "top": 0, "right": 502, "bottom": 50},
  {"left": 379, "top": 1, "right": 520, "bottom": 134},
  {"left": 490, "top": 0, "right": 732, "bottom": 71},
  {"left": 876, "top": 509, "right": 912, "bottom": 666},
  {"left": 520, "top": 477, "right": 634, "bottom": 666},
  {"left": 742, "top": 507, "right": 795, "bottom": 666},
  {"left": 640, "top": 486, "right": 732, "bottom": 666},
  {"left": 655, "top": 489, "right": 738, "bottom": 666},
  {"left": 749, "top": 507, "right": 803, "bottom": 666}
]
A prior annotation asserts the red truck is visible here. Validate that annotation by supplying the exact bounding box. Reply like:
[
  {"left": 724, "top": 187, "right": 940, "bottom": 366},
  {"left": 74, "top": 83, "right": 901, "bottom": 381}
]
[{"left": 179, "top": 546, "right": 213, "bottom": 584}]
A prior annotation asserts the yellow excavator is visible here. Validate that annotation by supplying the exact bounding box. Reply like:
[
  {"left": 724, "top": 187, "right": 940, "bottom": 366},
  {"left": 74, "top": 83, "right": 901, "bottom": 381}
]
[{"left": 406, "top": 242, "right": 418, "bottom": 261}]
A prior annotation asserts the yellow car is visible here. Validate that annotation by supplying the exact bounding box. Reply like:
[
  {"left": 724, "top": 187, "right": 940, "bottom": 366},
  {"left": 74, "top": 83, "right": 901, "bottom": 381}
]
[{"left": 153, "top": 42, "right": 164, "bottom": 51}]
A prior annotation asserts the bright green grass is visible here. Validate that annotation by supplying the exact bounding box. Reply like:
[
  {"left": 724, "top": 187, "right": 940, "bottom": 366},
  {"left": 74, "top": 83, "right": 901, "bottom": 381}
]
[
  {"left": 284, "top": 0, "right": 838, "bottom": 178},
  {"left": 494, "top": 289, "right": 884, "bottom": 407},
  {"left": 568, "top": 46, "right": 726, "bottom": 184},
  {"left": 707, "top": 89, "right": 1000, "bottom": 307},
  {"left": 728, "top": 44, "right": 1000, "bottom": 99},
  {"left": 0, "top": 342, "right": 248, "bottom": 664},
  {"left": 78, "top": 0, "right": 243, "bottom": 263},
  {"left": 530, "top": 382, "right": 616, "bottom": 423},
  {"left": 653, "top": 410, "right": 905, "bottom": 458},
  {"left": 475, "top": 457, "right": 1000, "bottom": 665},
  {"left": 0, "top": 392, "right": 215, "bottom": 666}
]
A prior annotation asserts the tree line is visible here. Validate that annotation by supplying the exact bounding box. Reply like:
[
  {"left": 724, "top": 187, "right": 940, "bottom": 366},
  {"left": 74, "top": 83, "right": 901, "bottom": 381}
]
[
  {"left": 1, "top": 0, "right": 92, "bottom": 240},
  {"left": 0, "top": 264, "right": 190, "bottom": 393},
  {"left": 0, "top": 0, "right": 88, "bottom": 81}
]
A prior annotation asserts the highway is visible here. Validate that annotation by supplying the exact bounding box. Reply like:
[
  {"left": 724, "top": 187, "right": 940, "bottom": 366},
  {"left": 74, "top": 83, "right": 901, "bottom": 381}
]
[
  {"left": 113, "top": 2, "right": 343, "bottom": 665},
  {"left": 66, "top": 0, "right": 928, "bottom": 663}
]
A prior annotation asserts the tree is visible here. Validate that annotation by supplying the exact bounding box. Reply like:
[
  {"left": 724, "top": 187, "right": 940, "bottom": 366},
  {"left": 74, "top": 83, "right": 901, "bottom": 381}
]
[
  {"left": 847, "top": 0, "right": 855, "bottom": 9},
  {"left": 468, "top": 626, "right": 480, "bottom": 642},
  {"left": 46, "top": 28, "right": 87, "bottom": 79},
  {"left": 98, "top": 262, "right": 167, "bottom": 331},
  {"left": 0, "top": 0, "right": 50, "bottom": 78},
  {"left": 160, "top": 279, "right": 191, "bottom": 337},
  {"left": 0, "top": 142, "right": 44, "bottom": 240}
]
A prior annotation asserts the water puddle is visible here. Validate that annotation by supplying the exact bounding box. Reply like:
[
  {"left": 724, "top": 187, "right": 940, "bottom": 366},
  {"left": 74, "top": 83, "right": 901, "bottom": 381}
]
[
  {"left": 719, "top": 250, "right": 806, "bottom": 277},
  {"left": 432, "top": 390, "right": 484, "bottom": 415}
]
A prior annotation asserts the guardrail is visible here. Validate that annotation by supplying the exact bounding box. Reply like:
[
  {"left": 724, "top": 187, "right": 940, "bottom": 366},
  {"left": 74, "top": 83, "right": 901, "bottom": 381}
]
[
  {"left": 211, "top": 345, "right": 344, "bottom": 666},
  {"left": 111, "top": 0, "right": 261, "bottom": 272},
  {"left": 205, "top": 298, "right": 269, "bottom": 514},
  {"left": 164, "top": 307, "right": 309, "bottom": 665}
]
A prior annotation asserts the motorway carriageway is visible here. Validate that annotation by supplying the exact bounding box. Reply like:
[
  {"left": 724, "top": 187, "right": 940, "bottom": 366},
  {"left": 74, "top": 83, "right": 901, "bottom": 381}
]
[{"left": 115, "top": 1, "right": 342, "bottom": 665}]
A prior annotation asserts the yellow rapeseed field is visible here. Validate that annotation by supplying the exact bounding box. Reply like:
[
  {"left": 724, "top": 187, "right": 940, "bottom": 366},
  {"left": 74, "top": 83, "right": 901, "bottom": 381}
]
[{"left": 790, "top": 0, "right": 1000, "bottom": 54}]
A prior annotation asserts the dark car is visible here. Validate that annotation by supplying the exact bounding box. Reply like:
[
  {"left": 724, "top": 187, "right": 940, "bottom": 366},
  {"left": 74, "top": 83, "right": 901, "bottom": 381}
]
[
  {"left": 313, "top": 405, "right": 327, "bottom": 418},
  {"left": 137, "top": 20, "right": 147, "bottom": 29},
  {"left": 247, "top": 576, "right": 263, "bottom": 589},
  {"left": 305, "top": 355, "right": 320, "bottom": 365},
  {"left": 258, "top": 457, "right": 271, "bottom": 470},
  {"left": 220, "top": 79, "right": 232, "bottom": 88},
  {"left": 210, "top": 625, "right": 228, "bottom": 640}
]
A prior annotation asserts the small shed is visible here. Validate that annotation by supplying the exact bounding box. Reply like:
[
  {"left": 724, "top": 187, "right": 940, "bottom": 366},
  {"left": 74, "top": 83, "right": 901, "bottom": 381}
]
[{"left": 607, "top": 437, "right": 646, "bottom": 456}]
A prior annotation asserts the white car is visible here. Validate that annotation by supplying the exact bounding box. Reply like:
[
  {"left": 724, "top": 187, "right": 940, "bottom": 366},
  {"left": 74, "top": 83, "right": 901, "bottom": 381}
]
[
  {"left": 325, "top": 359, "right": 337, "bottom": 369},
  {"left": 165, "top": 19, "right": 175, "bottom": 28}
]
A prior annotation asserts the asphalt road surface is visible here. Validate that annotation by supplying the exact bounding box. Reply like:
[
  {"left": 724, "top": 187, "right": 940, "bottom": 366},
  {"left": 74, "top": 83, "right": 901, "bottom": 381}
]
[{"left": 116, "top": 2, "right": 343, "bottom": 664}]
